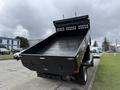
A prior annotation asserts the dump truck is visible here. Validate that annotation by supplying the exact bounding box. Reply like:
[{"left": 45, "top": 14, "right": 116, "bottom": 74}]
[{"left": 20, "top": 15, "right": 94, "bottom": 85}]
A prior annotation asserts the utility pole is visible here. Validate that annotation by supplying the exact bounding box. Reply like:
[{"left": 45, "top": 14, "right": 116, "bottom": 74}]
[
  {"left": 62, "top": 14, "right": 64, "bottom": 19},
  {"left": 116, "top": 39, "right": 117, "bottom": 52},
  {"left": 75, "top": 12, "right": 77, "bottom": 17}
]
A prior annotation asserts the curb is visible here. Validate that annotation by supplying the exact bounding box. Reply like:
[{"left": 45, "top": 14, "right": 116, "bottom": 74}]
[
  {"left": 88, "top": 59, "right": 100, "bottom": 90},
  {"left": 0, "top": 58, "right": 14, "bottom": 61}
]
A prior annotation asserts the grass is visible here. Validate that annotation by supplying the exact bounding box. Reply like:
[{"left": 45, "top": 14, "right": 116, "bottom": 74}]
[
  {"left": 92, "top": 53, "right": 120, "bottom": 90},
  {"left": 0, "top": 54, "right": 13, "bottom": 60}
]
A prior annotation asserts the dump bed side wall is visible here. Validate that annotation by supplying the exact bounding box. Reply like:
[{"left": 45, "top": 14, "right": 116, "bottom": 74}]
[
  {"left": 22, "top": 33, "right": 57, "bottom": 54},
  {"left": 75, "top": 30, "right": 90, "bottom": 68}
]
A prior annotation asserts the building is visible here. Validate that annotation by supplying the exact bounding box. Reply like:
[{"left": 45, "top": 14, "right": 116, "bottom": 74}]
[
  {"left": 0, "top": 37, "right": 20, "bottom": 50},
  {"left": 116, "top": 44, "right": 120, "bottom": 53},
  {"left": 109, "top": 45, "right": 116, "bottom": 52},
  {"left": 109, "top": 43, "right": 120, "bottom": 53}
]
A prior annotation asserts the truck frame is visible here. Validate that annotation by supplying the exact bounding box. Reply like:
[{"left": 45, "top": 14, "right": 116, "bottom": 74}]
[{"left": 21, "top": 15, "right": 94, "bottom": 85}]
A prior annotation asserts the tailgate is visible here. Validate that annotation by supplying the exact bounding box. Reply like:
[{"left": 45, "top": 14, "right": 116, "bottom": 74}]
[{"left": 21, "top": 55, "right": 77, "bottom": 76}]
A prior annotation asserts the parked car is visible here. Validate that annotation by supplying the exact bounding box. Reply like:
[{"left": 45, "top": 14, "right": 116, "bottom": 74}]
[
  {"left": 90, "top": 49, "right": 101, "bottom": 58},
  {"left": 11, "top": 49, "right": 20, "bottom": 54},
  {"left": 90, "top": 47, "right": 102, "bottom": 58},
  {"left": 13, "top": 50, "right": 25, "bottom": 60},
  {"left": 93, "top": 52, "right": 100, "bottom": 58},
  {"left": 0, "top": 48, "right": 11, "bottom": 54},
  {"left": 11, "top": 48, "right": 23, "bottom": 54}
]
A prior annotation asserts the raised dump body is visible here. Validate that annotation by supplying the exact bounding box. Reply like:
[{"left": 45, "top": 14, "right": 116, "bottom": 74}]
[
  {"left": 21, "top": 15, "right": 93, "bottom": 85},
  {"left": 36, "top": 35, "right": 83, "bottom": 56}
]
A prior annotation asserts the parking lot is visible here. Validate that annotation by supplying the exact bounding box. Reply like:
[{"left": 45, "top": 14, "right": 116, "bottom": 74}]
[{"left": 0, "top": 59, "right": 100, "bottom": 90}]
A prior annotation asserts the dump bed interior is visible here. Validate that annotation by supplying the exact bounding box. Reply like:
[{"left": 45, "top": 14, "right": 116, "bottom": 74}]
[
  {"left": 22, "top": 30, "right": 87, "bottom": 57},
  {"left": 36, "top": 32, "right": 84, "bottom": 56}
]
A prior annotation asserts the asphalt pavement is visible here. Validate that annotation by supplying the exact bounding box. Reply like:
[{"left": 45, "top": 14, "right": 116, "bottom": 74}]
[{"left": 0, "top": 59, "right": 100, "bottom": 90}]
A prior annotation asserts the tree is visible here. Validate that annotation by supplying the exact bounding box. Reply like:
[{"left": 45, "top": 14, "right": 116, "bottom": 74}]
[
  {"left": 16, "top": 36, "right": 29, "bottom": 49},
  {"left": 93, "top": 41, "right": 98, "bottom": 47},
  {"left": 102, "top": 37, "right": 109, "bottom": 51}
]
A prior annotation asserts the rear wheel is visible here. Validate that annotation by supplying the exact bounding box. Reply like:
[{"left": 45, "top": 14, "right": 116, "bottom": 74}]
[
  {"left": 74, "top": 66, "right": 87, "bottom": 85},
  {"left": 91, "top": 56, "right": 94, "bottom": 66}
]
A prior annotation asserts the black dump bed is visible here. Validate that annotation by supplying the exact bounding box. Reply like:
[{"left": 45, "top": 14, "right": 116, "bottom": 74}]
[
  {"left": 21, "top": 15, "right": 90, "bottom": 76},
  {"left": 22, "top": 15, "right": 90, "bottom": 57}
]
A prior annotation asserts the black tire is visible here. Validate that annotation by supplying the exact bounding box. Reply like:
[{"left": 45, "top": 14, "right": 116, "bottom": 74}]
[
  {"left": 74, "top": 66, "right": 87, "bottom": 85},
  {"left": 91, "top": 56, "right": 94, "bottom": 66},
  {"left": 16, "top": 57, "right": 20, "bottom": 60}
]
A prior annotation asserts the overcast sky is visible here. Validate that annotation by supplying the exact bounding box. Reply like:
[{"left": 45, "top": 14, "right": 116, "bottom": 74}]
[{"left": 0, "top": 0, "right": 120, "bottom": 45}]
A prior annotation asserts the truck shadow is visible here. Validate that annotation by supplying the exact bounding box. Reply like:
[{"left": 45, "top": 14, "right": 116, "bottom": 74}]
[{"left": 12, "top": 66, "right": 94, "bottom": 90}]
